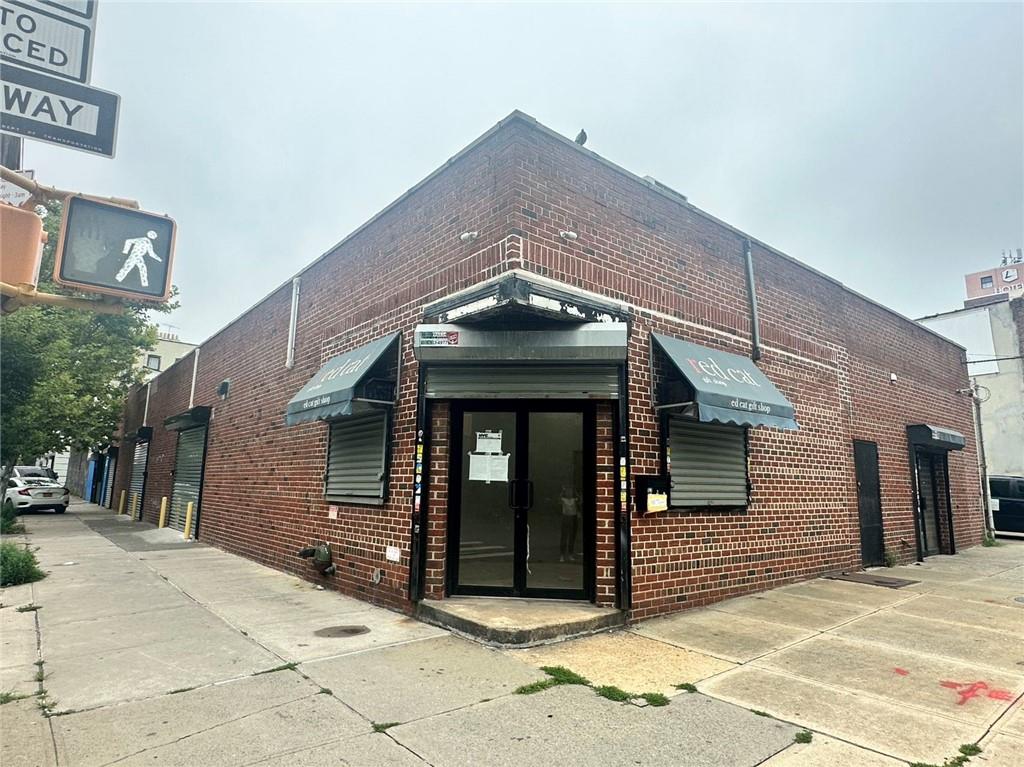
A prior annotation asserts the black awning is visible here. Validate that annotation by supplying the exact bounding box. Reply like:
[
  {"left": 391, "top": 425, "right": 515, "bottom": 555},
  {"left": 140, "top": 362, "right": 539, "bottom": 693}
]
[
  {"left": 907, "top": 424, "right": 966, "bottom": 451},
  {"left": 652, "top": 333, "right": 799, "bottom": 431},
  {"left": 164, "top": 407, "right": 211, "bottom": 432},
  {"left": 285, "top": 333, "right": 400, "bottom": 427},
  {"left": 128, "top": 426, "right": 153, "bottom": 442}
]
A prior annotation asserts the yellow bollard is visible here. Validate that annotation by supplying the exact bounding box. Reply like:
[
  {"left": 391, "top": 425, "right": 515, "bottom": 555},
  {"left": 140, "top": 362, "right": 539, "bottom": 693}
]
[
  {"left": 131, "top": 493, "right": 139, "bottom": 521},
  {"left": 158, "top": 497, "right": 168, "bottom": 528},
  {"left": 118, "top": 490, "right": 126, "bottom": 515},
  {"left": 183, "top": 501, "right": 194, "bottom": 540}
]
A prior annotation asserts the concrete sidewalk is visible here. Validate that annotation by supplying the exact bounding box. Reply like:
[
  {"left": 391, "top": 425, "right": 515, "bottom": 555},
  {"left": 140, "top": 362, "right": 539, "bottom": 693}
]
[{"left": 2, "top": 501, "right": 1022, "bottom": 766}]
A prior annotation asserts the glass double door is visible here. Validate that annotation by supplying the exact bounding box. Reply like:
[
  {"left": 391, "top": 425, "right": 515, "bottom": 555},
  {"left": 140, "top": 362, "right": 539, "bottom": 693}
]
[{"left": 449, "top": 401, "right": 594, "bottom": 600}]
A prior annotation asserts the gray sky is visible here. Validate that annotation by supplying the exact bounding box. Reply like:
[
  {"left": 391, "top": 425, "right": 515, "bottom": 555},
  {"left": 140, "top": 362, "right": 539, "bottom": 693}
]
[{"left": 25, "top": 1, "right": 1023, "bottom": 344}]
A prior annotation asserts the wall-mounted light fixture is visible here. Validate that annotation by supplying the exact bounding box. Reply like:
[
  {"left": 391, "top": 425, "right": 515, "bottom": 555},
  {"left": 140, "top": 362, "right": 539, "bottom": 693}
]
[
  {"left": 459, "top": 231, "right": 478, "bottom": 242},
  {"left": 560, "top": 230, "right": 579, "bottom": 241}
]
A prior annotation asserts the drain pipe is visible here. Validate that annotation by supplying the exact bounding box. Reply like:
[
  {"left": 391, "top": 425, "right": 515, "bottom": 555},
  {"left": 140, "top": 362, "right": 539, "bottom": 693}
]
[{"left": 743, "top": 239, "right": 763, "bottom": 362}]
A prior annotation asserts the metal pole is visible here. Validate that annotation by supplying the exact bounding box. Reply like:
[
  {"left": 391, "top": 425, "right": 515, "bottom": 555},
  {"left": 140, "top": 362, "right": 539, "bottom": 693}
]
[
  {"left": 971, "top": 382, "right": 993, "bottom": 536},
  {"left": 0, "top": 135, "right": 23, "bottom": 170}
]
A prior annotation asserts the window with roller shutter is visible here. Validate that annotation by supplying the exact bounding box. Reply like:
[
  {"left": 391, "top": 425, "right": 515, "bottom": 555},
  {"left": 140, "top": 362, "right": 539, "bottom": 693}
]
[
  {"left": 324, "top": 410, "right": 390, "bottom": 505},
  {"left": 667, "top": 416, "right": 749, "bottom": 508}
]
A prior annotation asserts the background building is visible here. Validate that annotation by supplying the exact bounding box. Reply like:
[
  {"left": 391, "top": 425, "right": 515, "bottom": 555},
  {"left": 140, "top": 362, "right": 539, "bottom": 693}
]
[
  {"left": 964, "top": 250, "right": 1024, "bottom": 300},
  {"left": 60, "top": 328, "right": 196, "bottom": 503},
  {"left": 138, "top": 330, "right": 198, "bottom": 380},
  {"left": 918, "top": 292, "right": 1024, "bottom": 479}
]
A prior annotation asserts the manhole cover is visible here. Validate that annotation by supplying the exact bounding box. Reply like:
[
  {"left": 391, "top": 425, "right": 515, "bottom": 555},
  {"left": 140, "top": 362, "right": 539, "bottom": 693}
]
[{"left": 314, "top": 625, "right": 370, "bottom": 638}]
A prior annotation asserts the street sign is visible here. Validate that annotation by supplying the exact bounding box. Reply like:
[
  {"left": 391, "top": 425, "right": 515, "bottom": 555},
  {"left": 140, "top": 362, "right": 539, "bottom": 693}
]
[
  {"left": 1, "top": 63, "right": 118, "bottom": 157},
  {"left": 54, "top": 195, "right": 176, "bottom": 302},
  {"left": 0, "top": 167, "right": 33, "bottom": 205},
  {"left": 1, "top": 0, "right": 96, "bottom": 83}
]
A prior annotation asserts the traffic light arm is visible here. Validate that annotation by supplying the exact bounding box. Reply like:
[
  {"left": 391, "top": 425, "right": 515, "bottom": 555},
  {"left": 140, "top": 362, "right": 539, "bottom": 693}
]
[
  {"left": 0, "top": 167, "right": 139, "bottom": 209},
  {"left": 1, "top": 281, "right": 126, "bottom": 315}
]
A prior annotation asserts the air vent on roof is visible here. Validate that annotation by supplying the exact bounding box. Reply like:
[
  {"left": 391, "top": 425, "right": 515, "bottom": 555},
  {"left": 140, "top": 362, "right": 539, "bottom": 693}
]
[{"left": 643, "top": 176, "right": 688, "bottom": 204}]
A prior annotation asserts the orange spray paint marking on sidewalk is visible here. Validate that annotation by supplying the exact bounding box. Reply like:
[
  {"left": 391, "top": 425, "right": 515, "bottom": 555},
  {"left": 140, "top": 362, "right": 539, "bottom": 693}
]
[
  {"left": 892, "top": 668, "right": 909, "bottom": 676},
  {"left": 939, "top": 680, "right": 1013, "bottom": 705}
]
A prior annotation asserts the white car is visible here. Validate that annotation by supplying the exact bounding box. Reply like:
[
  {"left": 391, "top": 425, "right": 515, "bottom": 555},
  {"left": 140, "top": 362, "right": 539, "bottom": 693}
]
[{"left": 4, "top": 467, "right": 69, "bottom": 514}]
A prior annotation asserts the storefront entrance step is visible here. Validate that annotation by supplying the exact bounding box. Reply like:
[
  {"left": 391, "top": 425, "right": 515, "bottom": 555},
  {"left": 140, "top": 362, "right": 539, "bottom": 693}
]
[{"left": 416, "top": 597, "right": 624, "bottom": 647}]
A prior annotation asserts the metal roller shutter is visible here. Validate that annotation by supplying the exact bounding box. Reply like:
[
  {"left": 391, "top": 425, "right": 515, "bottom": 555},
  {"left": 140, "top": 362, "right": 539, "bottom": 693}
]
[
  {"left": 168, "top": 426, "right": 207, "bottom": 536},
  {"left": 100, "top": 459, "right": 115, "bottom": 508},
  {"left": 668, "top": 416, "right": 748, "bottom": 507},
  {"left": 128, "top": 442, "right": 148, "bottom": 515},
  {"left": 425, "top": 365, "right": 620, "bottom": 399},
  {"left": 326, "top": 411, "right": 388, "bottom": 504}
]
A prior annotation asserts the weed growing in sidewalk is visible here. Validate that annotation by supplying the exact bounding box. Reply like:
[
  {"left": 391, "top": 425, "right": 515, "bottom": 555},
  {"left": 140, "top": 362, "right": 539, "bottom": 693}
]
[
  {"left": 794, "top": 731, "right": 813, "bottom": 744},
  {"left": 539, "top": 666, "right": 590, "bottom": 686},
  {"left": 372, "top": 722, "right": 400, "bottom": 733},
  {"left": 318, "top": 687, "right": 333, "bottom": 695},
  {"left": 594, "top": 685, "right": 633, "bottom": 702},
  {"left": 0, "top": 690, "right": 30, "bottom": 705},
  {"left": 674, "top": 682, "right": 698, "bottom": 693},
  {"left": 514, "top": 679, "right": 559, "bottom": 695},
  {"left": 981, "top": 534, "right": 1001, "bottom": 547},
  {"left": 515, "top": 665, "right": 680, "bottom": 709},
  {"left": 15, "top": 604, "right": 40, "bottom": 612},
  {"left": 0, "top": 542, "right": 45, "bottom": 586},
  {"left": 751, "top": 709, "right": 772, "bottom": 717},
  {"left": 639, "top": 692, "right": 669, "bottom": 707},
  {"left": 909, "top": 742, "right": 984, "bottom": 767},
  {"left": 253, "top": 662, "right": 298, "bottom": 676}
]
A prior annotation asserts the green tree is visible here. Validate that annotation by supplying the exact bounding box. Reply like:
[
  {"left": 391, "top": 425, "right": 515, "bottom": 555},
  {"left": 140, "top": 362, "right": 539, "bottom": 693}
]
[{"left": 1, "top": 199, "right": 176, "bottom": 481}]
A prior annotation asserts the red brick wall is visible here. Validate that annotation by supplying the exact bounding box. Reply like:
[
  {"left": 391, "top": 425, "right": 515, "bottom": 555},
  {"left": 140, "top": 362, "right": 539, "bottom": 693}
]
[
  {"left": 501, "top": 119, "right": 980, "bottom": 619},
  {"left": 116, "top": 125, "right": 526, "bottom": 613},
  {"left": 114, "top": 113, "right": 981, "bottom": 621}
]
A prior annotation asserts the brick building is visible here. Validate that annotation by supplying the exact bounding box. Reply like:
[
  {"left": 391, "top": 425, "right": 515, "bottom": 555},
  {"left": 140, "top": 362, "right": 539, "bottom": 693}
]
[{"left": 113, "top": 111, "right": 982, "bottom": 625}]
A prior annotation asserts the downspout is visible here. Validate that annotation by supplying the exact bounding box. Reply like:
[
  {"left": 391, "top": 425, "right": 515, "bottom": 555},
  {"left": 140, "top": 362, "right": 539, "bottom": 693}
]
[
  {"left": 286, "top": 277, "right": 300, "bottom": 369},
  {"left": 143, "top": 382, "right": 151, "bottom": 425},
  {"left": 743, "top": 239, "right": 763, "bottom": 362},
  {"left": 188, "top": 347, "right": 200, "bottom": 408}
]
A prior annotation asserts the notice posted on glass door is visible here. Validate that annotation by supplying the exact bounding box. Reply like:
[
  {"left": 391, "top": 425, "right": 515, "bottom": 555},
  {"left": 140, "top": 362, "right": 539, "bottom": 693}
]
[{"left": 468, "top": 452, "right": 509, "bottom": 483}]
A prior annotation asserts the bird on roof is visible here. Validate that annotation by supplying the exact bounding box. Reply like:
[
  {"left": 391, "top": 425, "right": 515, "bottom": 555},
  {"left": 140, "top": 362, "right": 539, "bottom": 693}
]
[{"left": 574, "top": 129, "right": 587, "bottom": 146}]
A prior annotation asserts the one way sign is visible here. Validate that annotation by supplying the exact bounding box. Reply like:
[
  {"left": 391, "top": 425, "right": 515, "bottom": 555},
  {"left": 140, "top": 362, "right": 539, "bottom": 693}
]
[{"left": 1, "top": 62, "right": 118, "bottom": 156}]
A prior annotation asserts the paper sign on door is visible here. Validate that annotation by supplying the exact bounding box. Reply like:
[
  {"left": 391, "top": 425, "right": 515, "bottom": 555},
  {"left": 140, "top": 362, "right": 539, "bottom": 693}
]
[{"left": 468, "top": 453, "right": 509, "bottom": 483}]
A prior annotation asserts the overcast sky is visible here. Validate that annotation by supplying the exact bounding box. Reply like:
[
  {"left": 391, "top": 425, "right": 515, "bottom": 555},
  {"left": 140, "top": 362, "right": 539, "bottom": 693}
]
[{"left": 24, "top": 1, "right": 1023, "bottom": 344}]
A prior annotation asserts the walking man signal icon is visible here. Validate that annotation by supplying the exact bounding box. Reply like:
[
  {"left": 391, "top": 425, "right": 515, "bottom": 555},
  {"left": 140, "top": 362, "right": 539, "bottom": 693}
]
[
  {"left": 54, "top": 195, "right": 177, "bottom": 302},
  {"left": 116, "top": 230, "right": 163, "bottom": 287}
]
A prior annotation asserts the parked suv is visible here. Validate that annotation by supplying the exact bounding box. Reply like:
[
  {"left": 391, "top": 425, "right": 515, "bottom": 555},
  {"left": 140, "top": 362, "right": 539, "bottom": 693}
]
[{"left": 990, "top": 475, "right": 1024, "bottom": 534}]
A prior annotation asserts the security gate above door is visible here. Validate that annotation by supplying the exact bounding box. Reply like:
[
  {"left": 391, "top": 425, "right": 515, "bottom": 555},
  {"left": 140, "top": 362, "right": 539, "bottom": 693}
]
[{"left": 168, "top": 426, "right": 207, "bottom": 537}]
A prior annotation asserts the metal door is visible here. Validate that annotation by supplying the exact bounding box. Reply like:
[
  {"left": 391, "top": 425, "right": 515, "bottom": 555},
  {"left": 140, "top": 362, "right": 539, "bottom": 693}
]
[
  {"left": 854, "top": 440, "right": 884, "bottom": 567},
  {"left": 128, "top": 442, "right": 148, "bottom": 515},
  {"left": 168, "top": 427, "right": 207, "bottom": 537},
  {"left": 916, "top": 451, "right": 942, "bottom": 555}
]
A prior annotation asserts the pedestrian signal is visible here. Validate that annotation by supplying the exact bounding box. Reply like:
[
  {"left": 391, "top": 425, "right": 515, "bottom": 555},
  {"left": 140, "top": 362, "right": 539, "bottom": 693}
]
[{"left": 53, "top": 195, "right": 176, "bottom": 302}]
